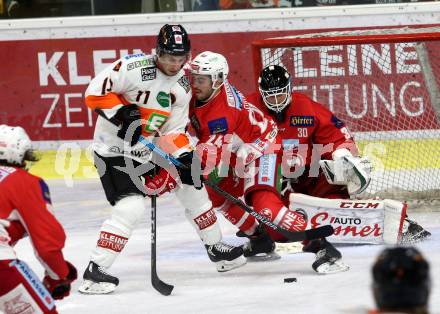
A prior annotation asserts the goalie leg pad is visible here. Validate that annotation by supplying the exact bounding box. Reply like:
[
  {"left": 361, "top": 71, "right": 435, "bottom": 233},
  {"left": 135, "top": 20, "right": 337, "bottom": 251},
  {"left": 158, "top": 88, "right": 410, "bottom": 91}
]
[
  {"left": 383, "top": 199, "right": 406, "bottom": 244},
  {"left": 289, "top": 193, "right": 406, "bottom": 245}
]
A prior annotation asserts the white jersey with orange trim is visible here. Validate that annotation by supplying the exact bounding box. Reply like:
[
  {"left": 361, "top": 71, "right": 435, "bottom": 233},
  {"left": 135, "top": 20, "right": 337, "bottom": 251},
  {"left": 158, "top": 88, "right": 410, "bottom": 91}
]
[{"left": 85, "top": 52, "right": 192, "bottom": 161}]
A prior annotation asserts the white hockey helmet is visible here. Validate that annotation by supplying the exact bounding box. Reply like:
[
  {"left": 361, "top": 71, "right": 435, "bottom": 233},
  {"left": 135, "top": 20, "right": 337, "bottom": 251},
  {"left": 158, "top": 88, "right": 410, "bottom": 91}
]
[
  {"left": 0, "top": 125, "right": 37, "bottom": 166},
  {"left": 190, "top": 51, "right": 229, "bottom": 89}
]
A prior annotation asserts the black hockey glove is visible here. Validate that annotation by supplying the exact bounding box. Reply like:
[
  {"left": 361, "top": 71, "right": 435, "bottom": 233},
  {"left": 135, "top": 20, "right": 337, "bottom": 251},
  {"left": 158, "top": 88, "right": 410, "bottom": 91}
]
[
  {"left": 177, "top": 151, "right": 203, "bottom": 189},
  {"left": 114, "top": 104, "right": 142, "bottom": 146}
]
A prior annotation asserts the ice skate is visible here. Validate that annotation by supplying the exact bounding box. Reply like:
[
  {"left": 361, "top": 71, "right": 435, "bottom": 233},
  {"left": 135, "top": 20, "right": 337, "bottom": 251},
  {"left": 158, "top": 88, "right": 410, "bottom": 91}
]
[
  {"left": 238, "top": 225, "right": 280, "bottom": 262},
  {"left": 400, "top": 218, "right": 431, "bottom": 244},
  {"left": 303, "top": 238, "right": 349, "bottom": 274},
  {"left": 205, "top": 242, "right": 247, "bottom": 272},
  {"left": 78, "top": 261, "right": 119, "bottom": 294}
]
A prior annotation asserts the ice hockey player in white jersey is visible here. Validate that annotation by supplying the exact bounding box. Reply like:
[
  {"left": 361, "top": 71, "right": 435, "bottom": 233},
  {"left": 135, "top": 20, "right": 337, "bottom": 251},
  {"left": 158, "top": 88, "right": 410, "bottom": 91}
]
[{"left": 78, "top": 24, "right": 245, "bottom": 295}]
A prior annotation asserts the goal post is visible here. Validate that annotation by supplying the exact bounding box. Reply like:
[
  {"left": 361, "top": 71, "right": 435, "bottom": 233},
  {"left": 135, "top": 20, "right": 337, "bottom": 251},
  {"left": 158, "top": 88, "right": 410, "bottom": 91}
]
[{"left": 251, "top": 27, "right": 440, "bottom": 205}]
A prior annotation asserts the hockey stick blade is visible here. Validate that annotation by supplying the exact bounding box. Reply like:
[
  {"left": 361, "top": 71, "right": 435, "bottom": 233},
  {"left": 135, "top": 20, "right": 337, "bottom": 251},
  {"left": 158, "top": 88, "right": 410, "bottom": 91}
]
[
  {"left": 152, "top": 272, "right": 174, "bottom": 296},
  {"left": 139, "top": 136, "right": 334, "bottom": 243}
]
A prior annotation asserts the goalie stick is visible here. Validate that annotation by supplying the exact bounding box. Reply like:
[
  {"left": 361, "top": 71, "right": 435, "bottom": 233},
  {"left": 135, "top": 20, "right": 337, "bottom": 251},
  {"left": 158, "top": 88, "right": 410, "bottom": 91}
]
[{"left": 138, "top": 136, "right": 334, "bottom": 242}]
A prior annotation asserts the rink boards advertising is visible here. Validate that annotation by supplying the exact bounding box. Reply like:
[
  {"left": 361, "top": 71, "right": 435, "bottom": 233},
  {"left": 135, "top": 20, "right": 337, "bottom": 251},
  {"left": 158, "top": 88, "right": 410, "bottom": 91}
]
[{"left": 0, "top": 5, "right": 439, "bottom": 141}]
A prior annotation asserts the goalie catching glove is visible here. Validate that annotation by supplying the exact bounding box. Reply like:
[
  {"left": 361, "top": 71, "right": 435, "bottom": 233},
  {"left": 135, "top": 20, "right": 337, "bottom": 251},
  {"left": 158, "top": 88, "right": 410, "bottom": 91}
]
[{"left": 319, "top": 148, "right": 372, "bottom": 195}]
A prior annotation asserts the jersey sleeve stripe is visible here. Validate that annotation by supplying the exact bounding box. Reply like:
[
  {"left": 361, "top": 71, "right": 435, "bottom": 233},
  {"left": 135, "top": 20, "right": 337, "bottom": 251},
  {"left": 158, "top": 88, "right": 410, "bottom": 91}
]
[{"left": 85, "top": 93, "right": 130, "bottom": 110}]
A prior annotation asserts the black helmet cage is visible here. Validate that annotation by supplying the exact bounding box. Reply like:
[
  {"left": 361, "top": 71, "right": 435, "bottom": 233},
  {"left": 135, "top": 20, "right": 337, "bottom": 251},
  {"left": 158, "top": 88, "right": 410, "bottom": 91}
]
[{"left": 258, "top": 65, "right": 292, "bottom": 113}]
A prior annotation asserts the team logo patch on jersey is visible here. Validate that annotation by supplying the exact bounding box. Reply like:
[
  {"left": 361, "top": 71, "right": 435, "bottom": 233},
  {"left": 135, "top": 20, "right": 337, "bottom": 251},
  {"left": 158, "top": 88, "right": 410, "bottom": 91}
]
[
  {"left": 127, "top": 58, "right": 154, "bottom": 71},
  {"left": 208, "top": 117, "right": 228, "bottom": 135},
  {"left": 177, "top": 75, "right": 191, "bottom": 93},
  {"left": 39, "top": 179, "right": 52, "bottom": 204},
  {"left": 156, "top": 91, "right": 170, "bottom": 108},
  {"left": 145, "top": 112, "right": 168, "bottom": 133},
  {"left": 141, "top": 67, "right": 157, "bottom": 81},
  {"left": 331, "top": 115, "right": 345, "bottom": 129},
  {"left": 290, "top": 116, "right": 314, "bottom": 127}
]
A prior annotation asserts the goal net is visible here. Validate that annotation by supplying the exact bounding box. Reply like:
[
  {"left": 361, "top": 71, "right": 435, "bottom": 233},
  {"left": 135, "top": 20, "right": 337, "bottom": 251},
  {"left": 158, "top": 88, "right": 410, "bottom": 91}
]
[{"left": 252, "top": 27, "right": 440, "bottom": 206}]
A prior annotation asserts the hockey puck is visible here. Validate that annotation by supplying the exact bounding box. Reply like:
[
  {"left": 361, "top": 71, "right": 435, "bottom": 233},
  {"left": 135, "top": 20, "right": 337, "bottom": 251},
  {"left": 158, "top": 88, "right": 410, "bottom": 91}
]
[{"left": 283, "top": 277, "right": 297, "bottom": 283}]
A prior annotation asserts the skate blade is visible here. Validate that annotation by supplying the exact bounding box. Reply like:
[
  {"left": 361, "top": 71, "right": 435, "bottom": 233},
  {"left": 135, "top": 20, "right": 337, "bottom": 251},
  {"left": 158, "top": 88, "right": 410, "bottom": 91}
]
[
  {"left": 246, "top": 252, "right": 281, "bottom": 262},
  {"left": 78, "top": 280, "right": 117, "bottom": 294},
  {"left": 216, "top": 256, "right": 247, "bottom": 272},
  {"left": 315, "top": 260, "right": 350, "bottom": 275},
  {"left": 275, "top": 242, "right": 303, "bottom": 255}
]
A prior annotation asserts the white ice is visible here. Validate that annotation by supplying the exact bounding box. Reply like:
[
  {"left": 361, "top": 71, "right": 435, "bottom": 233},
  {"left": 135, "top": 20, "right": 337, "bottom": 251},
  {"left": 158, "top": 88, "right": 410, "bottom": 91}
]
[{"left": 12, "top": 179, "right": 440, "bottom": 314}]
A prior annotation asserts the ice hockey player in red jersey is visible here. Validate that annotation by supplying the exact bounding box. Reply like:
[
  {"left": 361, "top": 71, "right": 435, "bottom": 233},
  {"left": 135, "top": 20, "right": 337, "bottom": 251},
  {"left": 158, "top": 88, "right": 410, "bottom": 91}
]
[
  {"left": 0, "top": 125, "right": 77, "bottom": 314},
  {"left": 79, "top": 25, "right": 245, "bottom": 294},
  {"left": 183, "top": 51, "right": 347, "bottom": 273},
  {"left": 247, "top": 65, "right": 430, "bottom": 246}
]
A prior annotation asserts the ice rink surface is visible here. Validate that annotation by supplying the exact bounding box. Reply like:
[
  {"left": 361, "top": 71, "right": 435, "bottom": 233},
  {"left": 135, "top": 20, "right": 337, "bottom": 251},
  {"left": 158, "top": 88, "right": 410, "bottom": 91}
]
[{"left": 13, "top": 179, "right": 440, "bottom": 314}]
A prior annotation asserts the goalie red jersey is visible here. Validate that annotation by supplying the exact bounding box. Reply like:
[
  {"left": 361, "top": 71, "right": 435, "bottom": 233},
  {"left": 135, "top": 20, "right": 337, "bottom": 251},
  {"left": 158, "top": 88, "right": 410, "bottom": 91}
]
[
  {"left": 247, "top": 91, "right": 358, "bottom": 199},
  {"left": 247, "top": 91, "right": 358, "bottom": 168}
]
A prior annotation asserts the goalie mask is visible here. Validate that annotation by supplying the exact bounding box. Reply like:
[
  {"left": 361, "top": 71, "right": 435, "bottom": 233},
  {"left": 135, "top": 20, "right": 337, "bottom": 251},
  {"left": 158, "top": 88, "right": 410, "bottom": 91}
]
[
  {"left": 0, "top": 125, "right": 39, "bottom": 167},
  {"left": 190, "top": 51, "right": 229, "bottom": 90},
  {"left": 372, "top": 247, "right": 430, "bottom": 310},
  {"left": 156, "top": 24, "right": 191, "bottom": 57},
  {"left": 258, "top": 65, "right": 292, "bottom": 112}
]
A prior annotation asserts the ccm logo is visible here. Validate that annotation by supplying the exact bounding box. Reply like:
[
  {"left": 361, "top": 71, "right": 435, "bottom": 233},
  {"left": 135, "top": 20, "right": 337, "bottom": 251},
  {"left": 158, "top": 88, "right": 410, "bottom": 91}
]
[{"left": 340, "top": 202, "right": 380, "bottom": 209}]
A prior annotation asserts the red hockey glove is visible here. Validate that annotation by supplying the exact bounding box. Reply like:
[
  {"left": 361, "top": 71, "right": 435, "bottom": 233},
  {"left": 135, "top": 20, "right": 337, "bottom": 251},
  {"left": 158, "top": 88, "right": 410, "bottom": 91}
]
[
  {"left": 145, "top": 168, "right": 178, "bottom": 196},
  {"left": 43, "top": 261, "right": 77, "bottom": 300}
]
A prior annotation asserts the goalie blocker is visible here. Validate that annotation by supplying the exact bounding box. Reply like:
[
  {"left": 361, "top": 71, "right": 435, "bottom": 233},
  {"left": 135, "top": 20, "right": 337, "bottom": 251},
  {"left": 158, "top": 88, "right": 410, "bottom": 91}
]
[{"left": 289, "top": 193, "right": 406, "bottom": 244}]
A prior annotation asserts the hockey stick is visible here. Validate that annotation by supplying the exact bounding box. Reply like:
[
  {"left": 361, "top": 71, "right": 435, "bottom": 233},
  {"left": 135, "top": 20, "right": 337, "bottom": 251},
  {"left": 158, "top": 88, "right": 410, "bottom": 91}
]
[
  {"left": 151, "top": 193, "right": 174, "bottom": 296},
  {"left": 138, "top": 136, "right": 334, "bottom": 242}
]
